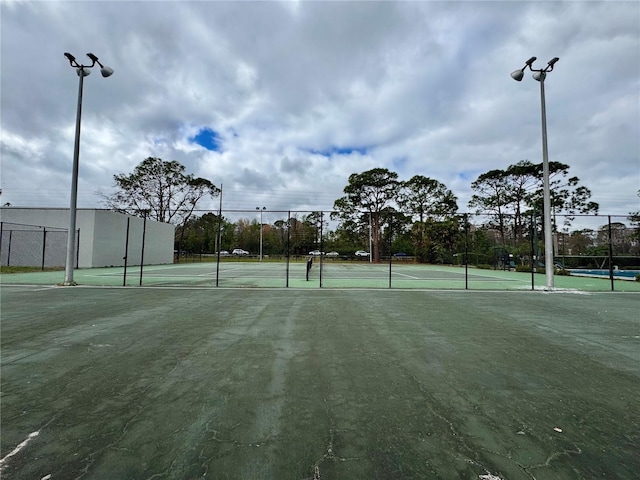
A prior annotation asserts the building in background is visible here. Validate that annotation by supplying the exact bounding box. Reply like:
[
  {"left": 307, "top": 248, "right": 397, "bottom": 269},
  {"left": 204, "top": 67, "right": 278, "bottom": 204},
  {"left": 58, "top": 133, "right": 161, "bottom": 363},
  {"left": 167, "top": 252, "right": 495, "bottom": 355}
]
[{"left": 0, "top": 208, "right": 175, "bottom": 268}]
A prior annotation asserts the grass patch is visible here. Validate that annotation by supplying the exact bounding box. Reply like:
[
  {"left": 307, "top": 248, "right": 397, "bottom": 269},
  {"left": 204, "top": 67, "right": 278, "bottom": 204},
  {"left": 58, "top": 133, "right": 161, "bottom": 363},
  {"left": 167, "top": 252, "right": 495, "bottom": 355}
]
[{"left": 0, "top": 266, "right": 64, "bottom": 274}]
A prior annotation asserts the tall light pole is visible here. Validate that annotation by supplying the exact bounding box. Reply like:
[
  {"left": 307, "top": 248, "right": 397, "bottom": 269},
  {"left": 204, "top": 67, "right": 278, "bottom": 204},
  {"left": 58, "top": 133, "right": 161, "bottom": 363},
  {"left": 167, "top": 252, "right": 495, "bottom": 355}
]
[
  {"left": 511, "top": 56, "right": 559, "bottom": 290},
  {"left": 63, "top": 52, "right": 114, "bottom": 285},
  {"left": 256, "top": 206, "right": 266, "bottom": 261}
]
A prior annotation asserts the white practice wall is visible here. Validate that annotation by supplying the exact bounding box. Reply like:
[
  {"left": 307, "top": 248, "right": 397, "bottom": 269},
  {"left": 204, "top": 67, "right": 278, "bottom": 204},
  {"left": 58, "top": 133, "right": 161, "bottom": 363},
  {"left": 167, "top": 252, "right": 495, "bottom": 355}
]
[{"left": 0, "top": 208, "right": 175, "bottom": 267}]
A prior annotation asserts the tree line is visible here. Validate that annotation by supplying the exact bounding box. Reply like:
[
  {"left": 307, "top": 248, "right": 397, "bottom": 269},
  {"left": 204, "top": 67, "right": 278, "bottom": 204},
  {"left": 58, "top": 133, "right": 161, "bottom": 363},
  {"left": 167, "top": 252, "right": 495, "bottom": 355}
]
[{"left": 103, "top": 157, "right": 639, "bottom": 265}]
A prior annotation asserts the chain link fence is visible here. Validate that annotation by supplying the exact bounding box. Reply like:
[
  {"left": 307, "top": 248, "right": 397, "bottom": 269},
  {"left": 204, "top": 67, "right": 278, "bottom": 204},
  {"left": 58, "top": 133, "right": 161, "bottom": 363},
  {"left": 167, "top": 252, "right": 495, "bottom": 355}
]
[
  {"left": 168, "top": 210, "right": 639, "bottom": 290},
  {"left": 0, "top": 222, "right": 77, "bottom": 269},
  {"left": 3, "top": 212, "right": 637, "bottom": 290}
]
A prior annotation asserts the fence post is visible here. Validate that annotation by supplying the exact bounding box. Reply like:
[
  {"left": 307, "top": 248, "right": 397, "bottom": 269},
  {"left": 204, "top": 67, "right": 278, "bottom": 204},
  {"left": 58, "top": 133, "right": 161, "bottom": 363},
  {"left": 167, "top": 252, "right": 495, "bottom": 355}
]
[
  {"left": 286, "top": 211, "right": 291, "bottom": 288},
  {"left": 388, "top": 214, "right": 393, "bottom": 289},
  {"left": 608, "top": 215, "right": 614, "bottom": 291},
  {"left": 216, "top": 194, "right": 223, "bottom": 288},
  {"left": 123, "top": 217, "right": 130, "bottom": 287},
  {"left": 215, "top": 208, "right": 221, "bottom": 286},
  {"left": 42, "top": 228, "right": 47, "bottom": 271},
  {"left": 76, "top": 229, "right": 80, "bottom": 268},
  {"left": 464, "top": 214, "right": 469, "bottom": 290},
  {"left": 7, "top": 230, "right": 12, "bottom": 266},
  {"left": 139, "top": 214, "right": 147, "bottom": 286},
  {"left": 319, "top": 211, "right": 324, "bottom": 288},
  {"left": 530, "top": 212, "right": 535, "bottom": 290}
]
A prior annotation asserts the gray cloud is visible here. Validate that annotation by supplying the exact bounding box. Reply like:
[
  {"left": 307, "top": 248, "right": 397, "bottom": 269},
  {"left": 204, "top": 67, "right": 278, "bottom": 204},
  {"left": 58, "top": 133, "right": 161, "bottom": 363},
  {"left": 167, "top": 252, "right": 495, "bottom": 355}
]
[{"left": 1, "top": 0, "right": 638, "bottom": 219}]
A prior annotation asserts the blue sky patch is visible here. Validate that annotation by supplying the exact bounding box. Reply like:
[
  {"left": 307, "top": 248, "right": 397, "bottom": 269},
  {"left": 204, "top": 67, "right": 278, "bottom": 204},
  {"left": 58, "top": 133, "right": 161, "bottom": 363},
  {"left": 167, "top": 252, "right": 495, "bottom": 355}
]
[
  {"left": 457, "top": 171, "right": 478, "bottom": 181},
  {"left": 190, "top": 127, "right": 222, "bottom": 152},
  {"left": 310, "top": 145, "right": 369, "bottom": 157},
  {"left": 392, "top": 157, "right": 407, "bottom": 170}
]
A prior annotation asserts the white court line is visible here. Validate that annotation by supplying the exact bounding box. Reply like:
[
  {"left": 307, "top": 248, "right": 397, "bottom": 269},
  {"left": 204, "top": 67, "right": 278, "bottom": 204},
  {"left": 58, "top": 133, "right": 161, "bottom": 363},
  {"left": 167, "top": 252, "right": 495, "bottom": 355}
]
[
  {"left": 0, "top": 285, "right": 57, "bottom": 292},
  {"left": 201, "top": 266, "right": 246, "bottom": 275},
  {"left": 0, "top": 431, "right": 39, "bottom": 470},
  {"left": 88, "top": 265, "right": 248, "bottom": 278},
  {"left": 391, "top": 271, "right": 421, "bottom": 279}
]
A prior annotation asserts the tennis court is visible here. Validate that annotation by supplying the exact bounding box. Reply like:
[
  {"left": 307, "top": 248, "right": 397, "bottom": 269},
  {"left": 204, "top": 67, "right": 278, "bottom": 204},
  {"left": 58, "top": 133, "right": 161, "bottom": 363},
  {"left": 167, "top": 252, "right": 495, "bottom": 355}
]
[
  {"left": 2, "top": 260, "right": 640, "bottom": 291},
  {"left": 1, "top": 284, "right": 638, "bottom": 479}
]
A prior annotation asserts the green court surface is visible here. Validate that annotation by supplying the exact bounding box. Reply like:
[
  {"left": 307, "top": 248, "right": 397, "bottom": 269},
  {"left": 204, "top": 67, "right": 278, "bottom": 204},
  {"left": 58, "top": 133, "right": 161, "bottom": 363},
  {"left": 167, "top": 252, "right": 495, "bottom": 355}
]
[
  {"left": 2, "top": 261, "right": 640, "bottom": 292},
  {"left": 1, "top": 286, "right": 638, "bottom": 479}
]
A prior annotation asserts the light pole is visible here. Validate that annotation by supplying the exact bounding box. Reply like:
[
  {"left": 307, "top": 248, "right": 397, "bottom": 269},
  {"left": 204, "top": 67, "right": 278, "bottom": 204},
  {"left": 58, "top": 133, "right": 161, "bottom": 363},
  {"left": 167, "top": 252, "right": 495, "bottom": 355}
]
[
  {"left": 511, "top": 56, "right": 559, "bottom": 290},
  {"left": 62, "top": 52, "right": 114, "bottom": 285},
  {"left": 256, "top": 206, "right": 266, "bottom": 261}
]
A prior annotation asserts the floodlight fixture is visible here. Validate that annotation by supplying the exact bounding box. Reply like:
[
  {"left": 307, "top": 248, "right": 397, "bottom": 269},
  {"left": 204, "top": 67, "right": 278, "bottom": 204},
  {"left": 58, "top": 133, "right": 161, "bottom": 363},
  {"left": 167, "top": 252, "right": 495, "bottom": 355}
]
[
  {"left": 510, "top": 69, "right": 524, "bottom": 81},
  {"left": 85, "top": 52, "right": 115, "bottom": 77},
  {"left": 511, "top": 56, "right": 540, "bottom": 81},
  {"left": 510, "top": 56, "right": 559, "bottom": 82},
  {"left": 532, "top": 71, "right": 546, "bottom": 82},
  {"left": 100, "top": 66, "right": 115, "bottom": 77},
  {"left": 64, "top": 52, "right": 115, "bottom": 76},
  {"left": 510, "top": 56, "right": 559, "bottom": 290}
]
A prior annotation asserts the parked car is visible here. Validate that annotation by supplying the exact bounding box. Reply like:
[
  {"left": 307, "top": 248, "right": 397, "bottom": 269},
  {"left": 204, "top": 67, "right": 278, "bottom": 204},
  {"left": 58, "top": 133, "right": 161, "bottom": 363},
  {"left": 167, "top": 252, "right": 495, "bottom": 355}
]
[
  {"left": 309, "top": 250, "right": 323, "bottom": 256},
  {"left": 355, "top": 250, "right": 370, "bottom": 257},
  {"left": 232, "top": 248, "right": 250, "bottom": 255},
  {"left": 393, "top": 252, "right": 407, "bottom": 257},
  {"left": 218, "top": 250, "right": 230, "bottom": 256},
  {"left": 325, "top": 251, "right": 339, "bottom": 257}
]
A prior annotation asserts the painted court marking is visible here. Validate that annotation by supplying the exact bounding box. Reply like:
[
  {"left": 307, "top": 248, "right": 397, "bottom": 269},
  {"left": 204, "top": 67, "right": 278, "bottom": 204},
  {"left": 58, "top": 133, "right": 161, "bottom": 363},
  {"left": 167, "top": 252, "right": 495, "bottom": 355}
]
[
  {"left": 392, "top": 271, "right": 421, "bottom": 279},
  {"left": 0, "top": 431, "right": 39, "bottom": 471}
]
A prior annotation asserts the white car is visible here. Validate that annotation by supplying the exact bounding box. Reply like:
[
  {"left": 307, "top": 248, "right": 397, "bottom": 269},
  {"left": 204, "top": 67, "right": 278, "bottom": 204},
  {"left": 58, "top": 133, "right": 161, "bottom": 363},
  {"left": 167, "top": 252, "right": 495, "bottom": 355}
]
[
  {"left": 232, "top": 248, "right": 250, "bottom": 255},
  {"left": 309, "top": 250, "right": 323, "bottom": 256},
  {"left": 355, "top": 250, "right": 370, "bottom": 257},
  {"left": 325, "top": 251, "right": 339, "bottom": 257}
]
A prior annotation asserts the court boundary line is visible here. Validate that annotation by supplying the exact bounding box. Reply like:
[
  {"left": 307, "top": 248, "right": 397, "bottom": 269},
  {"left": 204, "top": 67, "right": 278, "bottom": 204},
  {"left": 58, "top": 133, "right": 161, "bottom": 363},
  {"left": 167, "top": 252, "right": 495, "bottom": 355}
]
[
  {"left": 5, "top": 283, "right": 633, "bottom": 295},
  {"left": 0, "top": 431, "right": 39, "bottom": 472}
]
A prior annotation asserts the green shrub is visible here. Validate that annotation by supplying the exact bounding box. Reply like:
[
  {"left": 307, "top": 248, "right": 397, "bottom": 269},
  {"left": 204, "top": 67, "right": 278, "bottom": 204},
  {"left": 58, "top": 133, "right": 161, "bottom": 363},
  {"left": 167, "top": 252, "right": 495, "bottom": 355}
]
[
  {"left": 636, "top": 273, "right": 640, "bottom": 282},
  {"left": 515, "top": 265, "right": 532, "bottom": 273},
  {"left": 529, "top": 266, "right": 570, "bottom": 276},
  {"left": 476, "top": 264, "right": 492, "bottom": 270}
]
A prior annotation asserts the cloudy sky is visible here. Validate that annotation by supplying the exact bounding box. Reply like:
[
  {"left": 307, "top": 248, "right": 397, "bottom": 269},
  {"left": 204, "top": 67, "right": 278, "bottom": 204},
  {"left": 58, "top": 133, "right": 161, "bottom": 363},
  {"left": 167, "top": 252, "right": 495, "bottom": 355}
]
[{"left": 1, "top": 0, "right": 639, "bottom": 224}]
